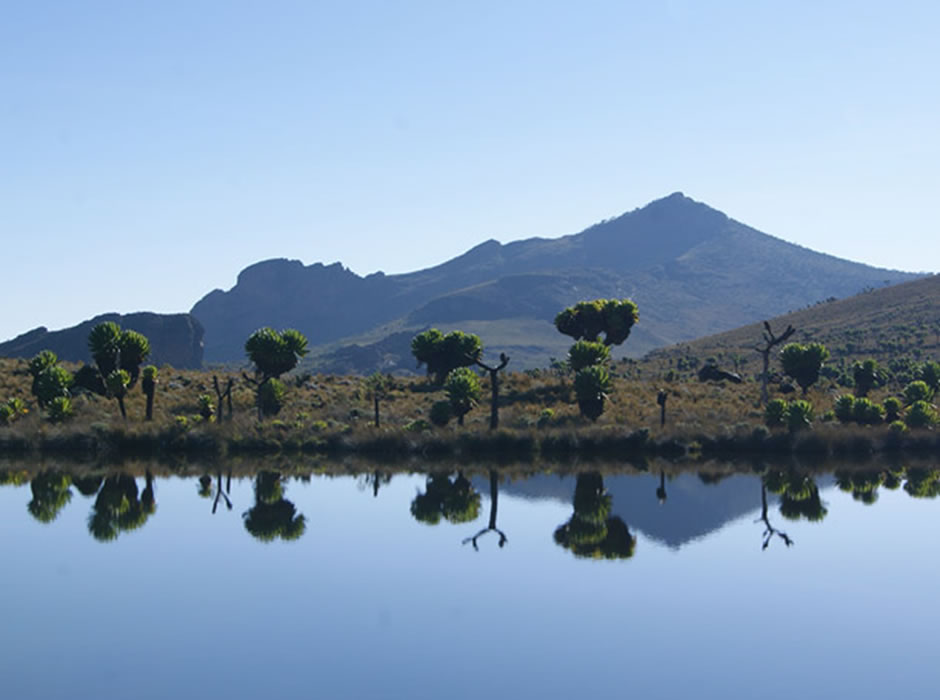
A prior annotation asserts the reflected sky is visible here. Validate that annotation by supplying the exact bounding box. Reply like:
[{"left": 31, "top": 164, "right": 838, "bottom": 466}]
[{"left": 1, "top": 467, "right": 937, "bottom": 699}]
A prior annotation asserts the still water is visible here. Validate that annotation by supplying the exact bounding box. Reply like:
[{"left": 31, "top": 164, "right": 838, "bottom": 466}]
[{"left": 1, "top": 463, "right": 938, "bottom": 699}]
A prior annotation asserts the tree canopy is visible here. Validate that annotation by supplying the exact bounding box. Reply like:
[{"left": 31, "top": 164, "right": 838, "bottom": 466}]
[
  {"left": 780, "top": 342, "right": 829, "bottom": 395},
  {"left": 410, "top": 329, "right": 482, "bottom": 384},
  {"left": 245, "top": 328, "right": 309, "bottom": 382},
  {"left": 554, "top": 299, "right": 639, "bottom": 346}
]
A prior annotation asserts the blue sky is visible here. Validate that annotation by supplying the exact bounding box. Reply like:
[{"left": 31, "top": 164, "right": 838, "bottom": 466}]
[{"left": 2, "top": 1, "right": 937, "bottom": 342}]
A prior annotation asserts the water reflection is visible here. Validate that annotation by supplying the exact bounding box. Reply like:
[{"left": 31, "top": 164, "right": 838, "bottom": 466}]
[
  {"left": 243, "top": 471, "right": 306, "bottom": 542},
  {"left": 27, "top": 471, "right": 73, "bottom": 523},
  {"left": 554, "top": 473, "right": 636, "bottom": 560},
  {"left": 411, "top": 471, "right": 481, "bottom": 525},
  {"left": 87, "top": 472, "right": 156, "bottom": 542},
  {"left": 463, "top": 470, "right": 508, "bottom": 550}
]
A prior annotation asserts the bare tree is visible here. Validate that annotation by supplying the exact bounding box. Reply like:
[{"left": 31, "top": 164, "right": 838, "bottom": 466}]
[{"left": 754, "top": 321, "right": 796, "bottom": 405}]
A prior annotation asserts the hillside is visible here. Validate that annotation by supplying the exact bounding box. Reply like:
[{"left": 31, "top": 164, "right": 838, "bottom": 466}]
[
  {"left": 642, "top": 274, "right": 940, "bottom": 376},
  {"left": 0, "top": 312, "right": 205, "bottom": 369},
  {"left": 192, "top": 192, "right": 918, "bottom": 372}
]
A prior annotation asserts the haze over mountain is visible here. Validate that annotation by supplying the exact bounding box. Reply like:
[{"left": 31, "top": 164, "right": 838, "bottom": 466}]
[{"left": 192, "top": 193, "right": 919, "bottom": 371}]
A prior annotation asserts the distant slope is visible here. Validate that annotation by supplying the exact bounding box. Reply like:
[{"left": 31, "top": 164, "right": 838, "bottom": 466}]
[
  {"left": 643, "top": 274, "right": 940, "bottom": 373},
  {"left": 192, "top": 193, "right": 921, "bottom": 369},
  {"left": 0, "top": 312, "right": 205, "bottom": 369}
]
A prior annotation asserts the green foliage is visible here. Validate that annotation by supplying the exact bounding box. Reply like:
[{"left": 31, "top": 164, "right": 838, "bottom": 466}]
[
  {"left": 404, "top": 418, "right": 432, "bottom": 432},
  {"left": 780, "top": 342, "right": 830, "bottom": 394},
  {"left": 834, "top": 394, "right": 856, "bottom": 423},
  {"left": 903, "top": 380, "right": 933, "bottom": 405},
  {"left": 904, "top": 400, "right": 937, "bottom": 429},
  {"left": 410, "top": 329, "right": 483, "bottom": 384},
  {"left": 258, "top": 378, "right": 287, "bottom": 417},
  {"left": 47, "top": 396, "right": 74, "bottom": 423},
  {"left": 764, "top": 399, "right": 788, "bottom": 427},
  {"left": 33, "top": 365, "right": 73, "bottom": 408},
  {"left": 574, "top": 365, "right": 612, "bottom": 421},
  {"left": 917, "top": 360, "right": 940, "bottom": 393},
  {"left": 554, "top": 298, "right": 639, "bottom": 346},
  {"left": 852, "top": 358, "right": 883, "bottom": 397},
  {"left": 0, "top": 404, "right": 14, "bottom": 426},
  {"left": 198, "top": 394, "right": 215, "bottom": 420},
  {"left": 88, "top": 322, "right": 151, "bottom": 382},
  {"left": 105, "top": 369, "right": 130, "bottom": 398},
  {"left": 883, "top": 396, "right": 902, "bottom": 423},
  {"left": 537, "top": 408, "right": 555, "bottom": 428},
  {"left": 444, "top": 367, "right": 482, "bottom": 425},
  {"left": 245, "top": 327, "right": 309, "bottom": 380},
  {"left": 567, "top": 340, "right": 610, "bottom": 372},
  {"left": 28, "top": 350, "right": 58, "bottom": 379},
  {"left": 141, "top": 365, "right": 158, "bottom": 392},
  {"left": 852, "top": 397, "right": 884, "bottom": 425},
  {"left": 429, "top": 400, "right": 453, "bottom": 427},
  {"left": 786, "top": 399, "right": 814, "bottom": 433}
]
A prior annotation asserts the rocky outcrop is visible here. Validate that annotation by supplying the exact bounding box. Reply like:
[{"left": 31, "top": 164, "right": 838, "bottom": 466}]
[{"left": 0, "top": 312, "right": 204, "bottom": 369}]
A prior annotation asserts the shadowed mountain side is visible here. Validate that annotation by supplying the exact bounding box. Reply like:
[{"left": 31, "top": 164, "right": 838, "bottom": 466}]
[
  {"left": 0, "top": 312, "right": 204, "bottom": 369},
  {"left": 191, "top": 193, "right": 919, "bottom": 364},
  {"left": 493, "top": 472, "right": 765, "bottom": 549}
]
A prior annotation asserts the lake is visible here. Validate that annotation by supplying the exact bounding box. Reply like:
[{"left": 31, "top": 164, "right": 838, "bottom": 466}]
[{"left": 1, "top": 460, "right": 938, "bottom": 699}]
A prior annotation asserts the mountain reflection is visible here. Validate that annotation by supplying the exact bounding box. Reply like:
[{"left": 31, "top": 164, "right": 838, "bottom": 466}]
[
  {"left": 243, "top": 471, "right": 306, "bottom": 542},
  {"left": 554, "top": 473, "right": 636, "bottom": 560}
]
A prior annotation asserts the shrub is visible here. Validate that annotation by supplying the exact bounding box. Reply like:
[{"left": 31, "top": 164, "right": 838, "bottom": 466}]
[
  {"left": 444, "top": 367, "right": 482, "bottom": 426},
  {"left": 404, "top": 418, "right": 432, "bottom": 432},
  {"left": 905, "top": 400, "right": 937, "bottom": 429},
  {"left": 889, "top": 420, "right": 908, "bottom": 434},
  {"left": 258, "top": 379, "right": 286, "bottom": 417},
  {"left": 0, "top": 404, "right": 14, "bottom": 426},
  {"left": 834, "top": 394, "right": 855, "bottom": 423},
  {"left": 883, "top": 397, "right": 902, "bottom": 423},
  {"left": 537, "top": 408, "right": 555, "bottom": 428},
  {"left": 429, "top": 400, "right": 453, "bottom": 427},
  {"left": 852, "top": 398, "right": 884, "bottom": 425},
  {"left": 786, "top": 400, "right": 814, "bottom": 433},
  {"left": 765, "top": 399, "right": 788, "bottom": 428},
  {"left": 198, "top": 395, "right": 215, "bottom": 421},
  {"left": 47, "top": 396, "right": 74, "bottom": 423},
  {"left": 903, "top": 380, "right": 933, "bottom": 405}
]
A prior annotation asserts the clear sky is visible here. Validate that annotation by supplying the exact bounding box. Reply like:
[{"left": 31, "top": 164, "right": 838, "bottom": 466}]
[{"left": 2, "top": 0, "right": 937, "bottom": 342}]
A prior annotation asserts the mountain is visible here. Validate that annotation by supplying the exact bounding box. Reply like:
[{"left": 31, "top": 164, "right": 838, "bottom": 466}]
[
  {"left": 0, "top": 312, "right": 204, "bottom": 369},
  {"left": 643, "top": 273, "right": 940, "bottom": 375},
  {"left": 192, "top": 193, "right": 920, "bottom": 369}
]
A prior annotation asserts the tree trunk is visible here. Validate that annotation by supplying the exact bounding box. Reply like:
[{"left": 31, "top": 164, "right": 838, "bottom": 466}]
[
  {"left": 374, "top": 395, "right": 380, "bottom": 427},
  {"left": 145, "top": 390, "right": 154, "bottom": 421},
  {"left": 117, "top": 396, "right": 127, "bottom": 420}
]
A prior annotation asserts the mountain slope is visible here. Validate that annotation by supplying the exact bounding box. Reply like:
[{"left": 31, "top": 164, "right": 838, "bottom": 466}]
[
  {"left": 0, "top": 312, "right": 205, "bottom": 369},
  {"left": 643, "top": 273, "right": 940, "bottom": 374},
  {"left": 191, "top": 193, "right": 920, "bottom": 368}
]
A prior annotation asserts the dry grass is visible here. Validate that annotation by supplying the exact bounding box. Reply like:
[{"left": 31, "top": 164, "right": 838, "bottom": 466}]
[{"left": 2, "top": 356, "right": 937, "bottom": 463}]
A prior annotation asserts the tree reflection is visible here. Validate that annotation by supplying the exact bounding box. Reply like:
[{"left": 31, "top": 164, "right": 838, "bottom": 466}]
[
  {"left": 835, "top": 470, "right": 885, "bottom": 505},
  {"left": 211, "top": 469, "right": 233, "bottom": 514},
  {"left": 411, "top": 472, "right": 481, "bottom": 525},
  {"left": 27, "top": 471, "right": 72, "bottom": 523},
  {"left": 656, "top": 471, "right": 667, "bottom": 504},
  {"left": 554, "top": 473, "right": 636, "bottom": 560},
  {"left": 87, "top": 472, "right": 157, "bottom": 542},
  {"left": 360, "top": 469, "right": 391, "bottom": 498},
  {"left": 903, "top": 468, "right": 940, "bottom": 499},
  {"left": 463, "top": 470, "right": 508, "bottom": 550},
  {"left": 757, "top": 482, "right": 793, "bottom": 550},
  {"left": 242, "top": 471, "right": 306, "bottom": 542},
  {"left": 765, "top": 470, "right": 827, "bottom": 522}
]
